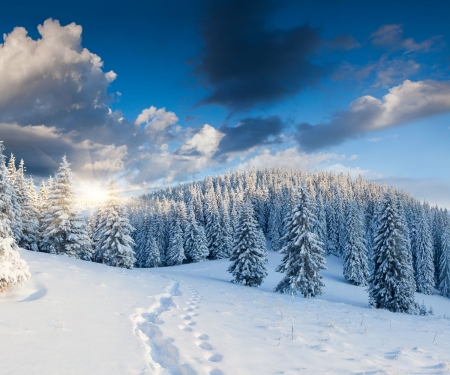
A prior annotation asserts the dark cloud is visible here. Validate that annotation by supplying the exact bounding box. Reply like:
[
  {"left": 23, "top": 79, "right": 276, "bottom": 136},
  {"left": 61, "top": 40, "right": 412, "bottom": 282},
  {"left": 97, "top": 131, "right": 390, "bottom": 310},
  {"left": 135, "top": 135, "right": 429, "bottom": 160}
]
[
  {"left": 215, "top": 115, "right": 284, "bottom": 156},
  {"left": 195, "top": 0, "right": 323, "bottom": 111},
  {"left": 328, "top": 34, "right": 360, "bottom": 51},
  {"left": 295, "top": 79, "right": 450, "bottom": 152}
]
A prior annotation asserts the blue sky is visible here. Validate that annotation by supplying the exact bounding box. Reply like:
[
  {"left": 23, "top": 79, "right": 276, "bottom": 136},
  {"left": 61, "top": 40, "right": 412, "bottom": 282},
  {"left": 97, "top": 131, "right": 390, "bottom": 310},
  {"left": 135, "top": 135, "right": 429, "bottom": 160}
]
[{"left": 0, "top": 0, "right": 449, "bottom": 207}]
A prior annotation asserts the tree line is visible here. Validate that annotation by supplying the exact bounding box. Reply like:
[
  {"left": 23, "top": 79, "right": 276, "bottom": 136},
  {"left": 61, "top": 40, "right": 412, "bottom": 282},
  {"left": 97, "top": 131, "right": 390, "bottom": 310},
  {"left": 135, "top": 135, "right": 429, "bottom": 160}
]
[{"left": 1, "top": 140, "right": 449, "bottom": 314}]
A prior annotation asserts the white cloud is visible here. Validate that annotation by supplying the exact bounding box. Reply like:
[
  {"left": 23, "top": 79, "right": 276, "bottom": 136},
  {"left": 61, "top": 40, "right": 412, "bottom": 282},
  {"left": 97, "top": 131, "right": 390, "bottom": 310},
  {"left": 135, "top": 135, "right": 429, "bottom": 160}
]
[
  {"left": 0, "top": 19, "right": 116, "bottom": 130},
  {"left": 135, "top": 106, "right": 178, "bottom": 132},
  {"left": 180, "top": 124, "right": 224, "bottom": 156},
  {"left": 298, "top": 79, "right": 450, "bottom": 151}
]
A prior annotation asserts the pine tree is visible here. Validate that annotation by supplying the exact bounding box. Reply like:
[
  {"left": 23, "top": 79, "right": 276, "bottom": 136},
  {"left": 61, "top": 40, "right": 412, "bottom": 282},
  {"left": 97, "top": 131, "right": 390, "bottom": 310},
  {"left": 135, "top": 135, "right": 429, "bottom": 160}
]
[
  {"left": 15, "top": 161, "right": 39, "bottom": 251},
  {"left": 228, "top": 202, "right": 268, "bottom": 287},
  {"left": 369, "top": 191, "right": 417, "bottom": 314},
  {"left": 438, "top": 223, "right": 450, "bottom": 298},
  {"left": 313, "top": 192, "right": 327, "bottom": 250},
  {"left": 5, "top": 154, "right": 23, "bottom": 244},
  {"left": 166, "top": 208, "right": 185, "bottom": 266},
  {"left": 40, "top": 156, "right": 92, "bottom": 258},
  {"left": 343, "top": 200, "right": 369, "bottom": 286},
  {"left": 0, "top": 143, "right": 30, "bottom": 292},
  {"left": 184, "top": 205, "right": 209, "bottom": 263},
  {"left": 268, "top": 197, "right": 283, "bottom": 252},
  {"left": 145, "top": 235, "right": 161, "bottom": 268},
  {"left": 419, "top": 301, "right": 428, "bottom": 316},
  {"left": 413, "top": 206, "right": 435, "bottom": 295},
  {"left": 204, "top": 189, "right": 228, "bottom": 259},
  {"left": 94, "top": 180, "right": 135, "bottom": 268},
  {"left": 274, "top": 186, "right": 327, "bottom": 297}
]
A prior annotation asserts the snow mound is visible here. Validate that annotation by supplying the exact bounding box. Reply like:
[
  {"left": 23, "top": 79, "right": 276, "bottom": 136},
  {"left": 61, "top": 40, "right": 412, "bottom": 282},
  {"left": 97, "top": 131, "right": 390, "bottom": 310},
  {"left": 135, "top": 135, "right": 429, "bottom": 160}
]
[{"left": 0, "top": 238, "right": 30, "bottom": 292}]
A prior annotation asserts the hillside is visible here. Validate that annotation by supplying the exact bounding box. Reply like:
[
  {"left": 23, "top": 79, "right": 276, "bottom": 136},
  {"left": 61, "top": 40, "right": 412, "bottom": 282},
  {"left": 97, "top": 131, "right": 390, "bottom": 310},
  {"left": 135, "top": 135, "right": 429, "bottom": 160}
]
[{"left": 1, "top": 249, "right": 449, "bottom": 375}]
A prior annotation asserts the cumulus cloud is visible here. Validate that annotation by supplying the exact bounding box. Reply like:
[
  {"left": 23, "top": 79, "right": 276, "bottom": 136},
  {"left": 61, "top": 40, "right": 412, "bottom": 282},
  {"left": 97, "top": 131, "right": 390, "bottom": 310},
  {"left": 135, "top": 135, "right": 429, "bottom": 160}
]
[
  {"left": 0, "top": 19, "right": 116, "bottom": 135},
  {"left": 296, "top": 79, "right": 450, "bottom": 151},
  {"left": 194, "top": 0, "right": 323, "bottom": 111},
  {"left": 370, "top": 24, "right": 441, "bottom": 53},
  {"left": 135, "top": 106, "right": 178, "bottom": 132}
]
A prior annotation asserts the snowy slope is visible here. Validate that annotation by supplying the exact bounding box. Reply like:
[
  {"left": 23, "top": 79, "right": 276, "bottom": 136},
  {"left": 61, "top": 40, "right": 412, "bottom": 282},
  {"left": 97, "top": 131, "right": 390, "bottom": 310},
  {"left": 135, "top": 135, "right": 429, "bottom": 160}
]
[{"left": 1, "top": 250, "right": 450, "bottom": 375}]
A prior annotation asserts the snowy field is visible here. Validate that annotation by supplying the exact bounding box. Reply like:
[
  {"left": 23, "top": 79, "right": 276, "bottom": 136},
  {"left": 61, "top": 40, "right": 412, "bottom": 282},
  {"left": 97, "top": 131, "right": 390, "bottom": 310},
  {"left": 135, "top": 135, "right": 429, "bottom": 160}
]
[{"left": 1, "top": 250, "right": 450, "bottom": 375}]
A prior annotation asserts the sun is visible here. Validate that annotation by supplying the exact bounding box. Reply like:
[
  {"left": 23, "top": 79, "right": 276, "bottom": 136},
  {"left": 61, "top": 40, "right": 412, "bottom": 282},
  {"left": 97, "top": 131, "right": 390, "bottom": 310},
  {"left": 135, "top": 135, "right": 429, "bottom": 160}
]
[{"left": 76, "top": 181, "right": 109, "bottom": 206}]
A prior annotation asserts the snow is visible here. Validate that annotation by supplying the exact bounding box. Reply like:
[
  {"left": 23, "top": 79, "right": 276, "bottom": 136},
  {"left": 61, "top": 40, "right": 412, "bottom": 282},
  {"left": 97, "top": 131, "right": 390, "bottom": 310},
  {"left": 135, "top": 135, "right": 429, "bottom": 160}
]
[{"left": 1, "top": 250, "right": 450, "bottom": 375}]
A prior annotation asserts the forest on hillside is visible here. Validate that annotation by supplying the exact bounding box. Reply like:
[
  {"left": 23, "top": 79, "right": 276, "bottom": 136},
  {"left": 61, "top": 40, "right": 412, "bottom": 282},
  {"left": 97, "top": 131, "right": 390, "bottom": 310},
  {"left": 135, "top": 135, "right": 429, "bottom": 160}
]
[{"left": 1, "top": 140, "right": 450, "bottom": 313}]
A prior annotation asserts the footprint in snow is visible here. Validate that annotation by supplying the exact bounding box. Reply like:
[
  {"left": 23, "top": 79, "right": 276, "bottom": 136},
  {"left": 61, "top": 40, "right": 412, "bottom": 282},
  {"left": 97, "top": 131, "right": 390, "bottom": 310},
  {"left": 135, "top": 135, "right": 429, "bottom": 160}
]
[
  {"left": 208, "top": 354, "right": 223, "bottom": 363},
  {"left": 199, "top": 342, "right": 213, "bottom": 350}
]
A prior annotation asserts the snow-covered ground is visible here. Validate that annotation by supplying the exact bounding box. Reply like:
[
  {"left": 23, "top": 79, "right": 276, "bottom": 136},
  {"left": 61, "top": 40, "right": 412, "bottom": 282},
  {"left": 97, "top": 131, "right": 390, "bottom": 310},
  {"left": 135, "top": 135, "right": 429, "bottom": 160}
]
[{"left": 1, "top": 250, "right": 450, "bottom": 375}]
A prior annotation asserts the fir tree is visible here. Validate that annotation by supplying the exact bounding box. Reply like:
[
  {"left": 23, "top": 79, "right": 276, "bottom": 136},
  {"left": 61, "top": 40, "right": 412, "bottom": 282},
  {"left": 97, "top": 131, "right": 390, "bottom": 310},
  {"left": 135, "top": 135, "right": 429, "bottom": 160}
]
[
  {"left": 166, "top": 209, "right": 185, "bottom": 266},
  {"left": 184, "top": 205, "right": 209, "bottom": 263},
  {"left": 40, "top": 156, "right": 92, "bottom": 258},
  {"left": 0, "top": 143, "right": 30, "bottom": 292},
  {"left": 343, "top": 200, "right": 369, "bottom": 286},
  {"left": 15, "top": 161, "right": 39, "bottom": 251},
  {"left": 145, "top": 235, "right": 161, "bottom": 268},
  {"left": 369, "top": 191, "right": 417, "bottom": 314},
  {"left": 413, "top": 207, "right": 435, "bottom": 295},
  {"left": 228, "top": 202, "right": 268, "bottom": 287},
  {"left": 204, "top": 189, "right": 228, "bottom": 259},
  {"left": 274, "top": 186, "right": 327, "bottom": 298},
  {"left": 5, "top": 154, "right": 23, "bottom": 244},
  {"left": 438, "top": 223, "right": 450, "bottom": 298},
  {"left": 94, "top": 180, "right": 135, "bottom": 268}
]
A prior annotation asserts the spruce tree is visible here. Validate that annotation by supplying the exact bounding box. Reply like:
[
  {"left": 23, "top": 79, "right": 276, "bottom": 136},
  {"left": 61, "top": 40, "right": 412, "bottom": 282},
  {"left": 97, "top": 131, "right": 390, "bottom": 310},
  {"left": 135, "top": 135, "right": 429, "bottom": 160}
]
[
  {"left": 228, "top": 202, "right": 268, "bottom": 287},
  {"left": 343, "top": 200, "right": 369, "bottom": 286},
  {"left": 184, "top": 205, "right": 209, "bottom": 262},
  {"left": 274, "top": 186, "right": 327, "bottom": 298},
  {"left": 369, "top": 191, "right": 417, "bottom": 314},
  {"left": 94, "top": 180, "right": 135, "bottom": 268},
  {"left": 166, "top": 208, "right": 185, "bottom": 266},
  {"left": 144, "top": 235, "right": 161, "bottom": 268},
  {"left": 438, "top": 223, "right": 450, "bottom": 298},
  {"left": 5, "top": 155, "right": 23, "bottom": 244},
  {"left": 15, "top": 162, "right": 39, "bottom": 251},
  {"left": 413, "top": 207, "right": 435, "bottom": 295},
  {"left": 204, "top": 189, "right": 228, "bottom": 259},
  {"left": 0, "top": 143, "right": 30, "bottom": 292},
  {"left": 40, "top": 156, "right": 92, "bottom": 258}
]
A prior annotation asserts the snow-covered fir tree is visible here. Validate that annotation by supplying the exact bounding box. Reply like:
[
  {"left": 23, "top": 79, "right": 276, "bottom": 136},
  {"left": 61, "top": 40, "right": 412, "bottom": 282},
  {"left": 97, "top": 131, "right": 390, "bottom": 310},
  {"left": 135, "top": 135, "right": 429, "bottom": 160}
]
[
  {"left": 166, "top": 205, "right": 185, "bottom": 266},
  {"left": 0, "top": 143, "right": 30, "bottom": 292},
  {"left": 274, "top": 186, "right": 326, "bottom": 297},
  {"left": 228, "top": 202, "right": 268, "bottom": 287},
  {"left": 5, "top": 155, "right": 23, "bottom": 244},
  {"left": 144, "top": 235, "right": 161, "bottom": 268},
  {"left": 184, "top": 205, "right": 209, "bottom": 263},
  {"left": 369, "top": 191, "right": 417, "bottom": 314},
  {"left": 413, "top": 206, "right": 435, "bottom": 294},
  {"left": 40, "top": 156, "right": 92, "bottom": 258},
  {"left": 268, "top": 197, "right": 283, "bottom": 252},
  {"left": 15, "top": 161, "right": 39, "bottom": 251},
  {"left": 439, "top": 221, "right": 450, "bottom": 298},
  {"left": 204, "top": 187, "right": 228, "bottom": 259},
  {"left": 343, "top": 200, "right": 369, "bottom": 286},
  {"left": 94, "top": 180, "right": 135, "bottom": 268}
]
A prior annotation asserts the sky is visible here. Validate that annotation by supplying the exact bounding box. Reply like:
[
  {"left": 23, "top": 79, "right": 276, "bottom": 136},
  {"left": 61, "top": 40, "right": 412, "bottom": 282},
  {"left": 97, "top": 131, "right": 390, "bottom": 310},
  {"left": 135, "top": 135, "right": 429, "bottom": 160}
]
[{"left": 0, "top": 0, "right": 449, "bottom": 207}]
